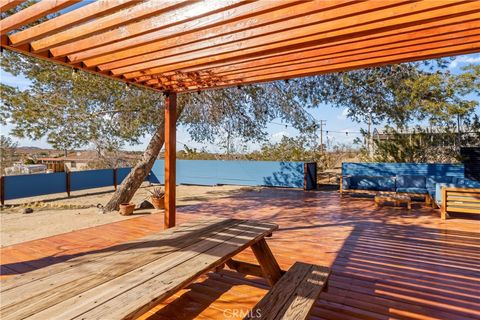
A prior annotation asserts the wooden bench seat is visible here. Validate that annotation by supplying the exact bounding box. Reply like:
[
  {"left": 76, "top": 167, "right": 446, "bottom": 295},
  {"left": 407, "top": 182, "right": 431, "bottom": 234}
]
[{"left": 245, "top": 262, "right": 330, "bottom": 320}]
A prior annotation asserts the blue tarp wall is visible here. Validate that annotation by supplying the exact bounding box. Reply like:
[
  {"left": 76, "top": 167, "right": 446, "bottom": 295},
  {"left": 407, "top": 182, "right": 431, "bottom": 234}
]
[
  {"left": 4, "top": 172, "right": 66, "bottom": 200},
  {"left": 150, "top": 160, "right": 305, "bottom": 188},
  {"left": 2, "top": 160, "right": 308, "bottom": 201},
  {"left": 342, "top": 162, "right": 465, "bottom": 178}
]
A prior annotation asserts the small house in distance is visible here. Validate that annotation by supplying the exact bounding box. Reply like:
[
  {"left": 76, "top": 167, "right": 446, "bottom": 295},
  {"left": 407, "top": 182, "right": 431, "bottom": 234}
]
[{"left": 37, "top": 155, "right": 92, "bottom": 172}]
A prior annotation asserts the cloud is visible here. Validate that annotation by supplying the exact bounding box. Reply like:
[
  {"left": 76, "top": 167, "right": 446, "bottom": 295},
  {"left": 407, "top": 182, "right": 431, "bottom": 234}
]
[
  {"left": 271, "top": 131, "right": 289, "bottom": 143},
  {"left": 449, "top": 54, "right": 480, "bottom": 69},
  {"left": 337, "top": 108, "right": 350, "bottom": 120}
]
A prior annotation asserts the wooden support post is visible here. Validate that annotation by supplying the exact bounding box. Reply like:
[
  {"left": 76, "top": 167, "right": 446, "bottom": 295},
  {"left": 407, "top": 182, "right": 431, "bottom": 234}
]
[
  {"left": 0, "top": 176, "right": 5, "bottom": 206},
  {"left": 440, "top": 187, "right": 448, "bottom": 220},
  {"left": 66, "top": 171, "right": 71, "bottom": 197},
  {"left": 251, "top": 238, "right": 283, "bottom": 286},
  {"left": 113, "top": 168, "right": 118, "bottom": 191},
  {"left": 164, "top": 92, "right": 176, "bottom": 229}
]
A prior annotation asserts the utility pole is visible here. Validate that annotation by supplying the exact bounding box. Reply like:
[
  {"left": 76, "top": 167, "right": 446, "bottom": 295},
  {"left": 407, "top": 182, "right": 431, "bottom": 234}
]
[{"left": 318, "top": 120, "right": 327, "bottom": 154}]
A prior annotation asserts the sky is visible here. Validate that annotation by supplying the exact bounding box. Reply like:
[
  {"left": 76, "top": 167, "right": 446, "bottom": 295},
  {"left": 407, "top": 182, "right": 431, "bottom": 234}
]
[{"left": 1, "top": 53, "right": 479, "bottom": 153}]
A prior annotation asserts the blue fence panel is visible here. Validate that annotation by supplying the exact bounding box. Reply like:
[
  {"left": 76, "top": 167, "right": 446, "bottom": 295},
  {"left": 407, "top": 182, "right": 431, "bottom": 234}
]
[
  {"left": 116, "top": 167, "right": 150, "bottom": 183},
  {"left": 70, "top": 169, "right": 114, "bottom": 191},
  {"left": 117, "top": 167, "right": 131, "bottom": 183},
  {"left": 149, "top": 160, "right": 304, "bottom": 188},
  {"left": 4, "top": 172, "right": 66, "bottom": 200},
  {"left": 342, "top": 162, "right": 464, "bottom": 178}
]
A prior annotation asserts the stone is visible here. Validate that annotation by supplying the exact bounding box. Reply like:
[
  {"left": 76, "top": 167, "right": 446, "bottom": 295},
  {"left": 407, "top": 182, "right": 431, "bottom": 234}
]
[
  {"left": 23, "top": 208, "right": 34, "bottom": 214},
  {"left": 138, "top": 200, "right": 154, "bottom": 209}
]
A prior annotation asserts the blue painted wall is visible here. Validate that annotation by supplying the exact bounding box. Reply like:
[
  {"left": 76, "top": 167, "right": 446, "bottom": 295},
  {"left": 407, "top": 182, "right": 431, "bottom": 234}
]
[
  {"left": 150, "top": 160, "right": 304, "bottom": 188},
  {"left": 4, "top": 172, "right": 66, "bottom": 200},
  {"left": 342, "top": 162, "right": 464, "bottom": 177}
]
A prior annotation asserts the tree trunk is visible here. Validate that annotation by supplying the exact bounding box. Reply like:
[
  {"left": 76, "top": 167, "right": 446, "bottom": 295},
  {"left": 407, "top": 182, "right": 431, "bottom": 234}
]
[
  {"left": 103, "top": 122, "right": 165, "bottom": 212},
  {"left": 103, "top": 104, "right": 183, "bottom": 212}
]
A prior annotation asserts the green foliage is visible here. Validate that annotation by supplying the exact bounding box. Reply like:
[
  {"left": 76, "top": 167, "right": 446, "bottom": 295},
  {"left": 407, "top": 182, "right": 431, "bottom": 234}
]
[
  {"left": 0, "top": 135, "right": 18, "bottom": 174},
  {"left": 0, "top": 56, "right": 164, "bottom": 151},
  {"left": 368, "top": 119, "right": 480, "bottom": 163},
  {"left": 403, "top": 64, "right": 479, "bottom": 125}
]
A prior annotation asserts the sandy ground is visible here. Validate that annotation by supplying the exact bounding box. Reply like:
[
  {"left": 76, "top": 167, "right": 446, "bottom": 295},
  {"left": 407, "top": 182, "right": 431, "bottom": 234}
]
[{"left": 0, "top": 183, "right": 257, "bottom": 247}]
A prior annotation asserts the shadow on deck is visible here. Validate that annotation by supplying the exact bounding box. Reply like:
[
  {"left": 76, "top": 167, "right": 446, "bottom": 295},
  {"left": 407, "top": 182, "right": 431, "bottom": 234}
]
[{"left": 1, "top": 189, "right": 479, "bottom": 319}]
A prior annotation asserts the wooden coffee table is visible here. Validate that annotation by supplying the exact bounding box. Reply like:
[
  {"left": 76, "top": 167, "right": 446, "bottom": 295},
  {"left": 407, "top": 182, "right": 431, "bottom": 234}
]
[{"left": 374, "top": 192, "right": 412, "bottom": 210}]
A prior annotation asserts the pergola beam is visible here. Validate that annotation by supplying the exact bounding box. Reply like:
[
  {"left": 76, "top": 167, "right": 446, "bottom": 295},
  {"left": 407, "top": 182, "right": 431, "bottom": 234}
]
[{"left": 0, "top": 0, "right": 81, "bottom": 35}]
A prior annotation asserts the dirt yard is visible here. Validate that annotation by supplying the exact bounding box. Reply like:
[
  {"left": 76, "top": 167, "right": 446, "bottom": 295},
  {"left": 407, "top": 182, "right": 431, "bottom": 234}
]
[{"left": 0, "top": 184, "right": 258, "bottom": 247}]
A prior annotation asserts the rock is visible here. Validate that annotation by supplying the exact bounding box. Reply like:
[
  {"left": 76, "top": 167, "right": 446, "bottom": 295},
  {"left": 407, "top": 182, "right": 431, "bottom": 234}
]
[
  {"left": 138, "top": 200, "right": 154, "bottom": 209},
  {"left": 23, "top": 208, "right": 34, "bottom": 214}
]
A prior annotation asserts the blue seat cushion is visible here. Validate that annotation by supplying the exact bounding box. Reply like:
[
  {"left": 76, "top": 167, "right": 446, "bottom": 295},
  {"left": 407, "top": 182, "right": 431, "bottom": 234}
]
[
  {"left": 396, "top": 187, "right": 428, "bottom": 194},
  {"left": 426, "top": 176, "right": 455, "bottom": 189},
  {"left": 349, "top": 176, "right": 396, "bottom": 191},
  {"left": 396, "top": 175, "right": 426, "bottom": 189}
]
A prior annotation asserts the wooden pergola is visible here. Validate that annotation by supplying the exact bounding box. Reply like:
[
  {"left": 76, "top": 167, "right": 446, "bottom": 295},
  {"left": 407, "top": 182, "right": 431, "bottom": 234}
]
[{"left": 2, "top": 0, "right": 480, "bottom": 228}]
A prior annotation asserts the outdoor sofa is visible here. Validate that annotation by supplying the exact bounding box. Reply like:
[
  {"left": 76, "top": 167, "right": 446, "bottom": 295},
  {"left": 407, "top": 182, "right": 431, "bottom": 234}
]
[{"left": 340, "top": 162, "right": 480, "bottom": 219}]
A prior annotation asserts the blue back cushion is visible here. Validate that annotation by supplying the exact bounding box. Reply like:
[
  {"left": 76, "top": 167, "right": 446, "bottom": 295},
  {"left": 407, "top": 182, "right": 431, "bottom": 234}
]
[
  {"left": 350, "top": 176, "right": 396, "bottom": 191},
  {"left": 426, "top": 176, "right": 455, "bottom": 189},
  {"left": 396, "top": 175, "right": 426, "bottom": 189}
]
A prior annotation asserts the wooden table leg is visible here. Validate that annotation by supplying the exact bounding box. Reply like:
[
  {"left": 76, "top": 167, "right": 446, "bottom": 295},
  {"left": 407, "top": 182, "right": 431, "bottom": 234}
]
[{"left": 251, "top": 238, "right": 283, "bottom": 286}]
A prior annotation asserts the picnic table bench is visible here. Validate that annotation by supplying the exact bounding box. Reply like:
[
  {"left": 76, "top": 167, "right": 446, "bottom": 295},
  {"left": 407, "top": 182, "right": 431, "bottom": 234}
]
[{"left": 1, "top": 217, "right": 329, "bottom": 320}]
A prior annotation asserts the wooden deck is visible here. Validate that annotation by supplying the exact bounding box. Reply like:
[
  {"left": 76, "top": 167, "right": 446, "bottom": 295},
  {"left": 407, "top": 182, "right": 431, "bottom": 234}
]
[{"left": 1, "top": 189, "right": 479, "bottom": 320}]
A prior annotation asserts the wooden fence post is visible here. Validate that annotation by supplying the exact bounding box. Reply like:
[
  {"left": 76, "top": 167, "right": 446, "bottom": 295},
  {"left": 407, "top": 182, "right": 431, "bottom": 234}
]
[
  {"left": 113, "top": 168, "right": 118, "bottom": 190},
  {"left": 0, "top": 176, "right": 5, "bottom": 206},
  {"left": 66, "top": 171, "right": 71, "bottom": 197}
]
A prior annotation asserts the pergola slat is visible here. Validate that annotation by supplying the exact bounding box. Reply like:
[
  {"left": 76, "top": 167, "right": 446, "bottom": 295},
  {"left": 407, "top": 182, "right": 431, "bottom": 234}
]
[
  {"left": 110, "top": 0, "right": 411, "bottom": 76},
  {"left": 149, "top": 37, "right": 480, "bottom": 89},
  {"left": 1, "top": 0, "right": 81, "bottom": 35},
  {"left": 119, "top": 0, "right": 480, "bottom": 80},
  {"left": 0, "top": 0, "right": 24, "bottom": 13},
  {"left": 142, "top": 23, "right": 480, "bottom": 86},
  {"left": 217, "top": 35, "right": 480, "bottom": 81},
  {"left": 176, "top": 43, "right": 480, "bottom": 92},
  {"left": 8, "top": 0, "right": 138, "bottom": 46},
  {"left": 29, "top": 0, "right": 189, "bottom": 53},
  {"left": 45, "top": 0, "right": 246, "bottom": 57},
  {"left": 70, "top": 0, "right": 309, "bottom": 66},
  {"left": 176, "top": 12, "right": 480, "bottom": 75}
]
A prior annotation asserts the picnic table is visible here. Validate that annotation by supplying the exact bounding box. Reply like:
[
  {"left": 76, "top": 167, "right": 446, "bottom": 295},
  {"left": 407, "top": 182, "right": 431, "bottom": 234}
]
[{"left": 0, "top": 217, "right": 281, "bottom": 320}]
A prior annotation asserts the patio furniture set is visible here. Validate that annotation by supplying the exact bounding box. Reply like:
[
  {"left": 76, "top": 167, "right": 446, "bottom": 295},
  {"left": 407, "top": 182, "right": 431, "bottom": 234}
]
[
  {"left": 1, "top": 217, "right": 330, "bottom": 320},
  {"left": 340, "top": 162, "right": 480, "bottom": 219}
]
